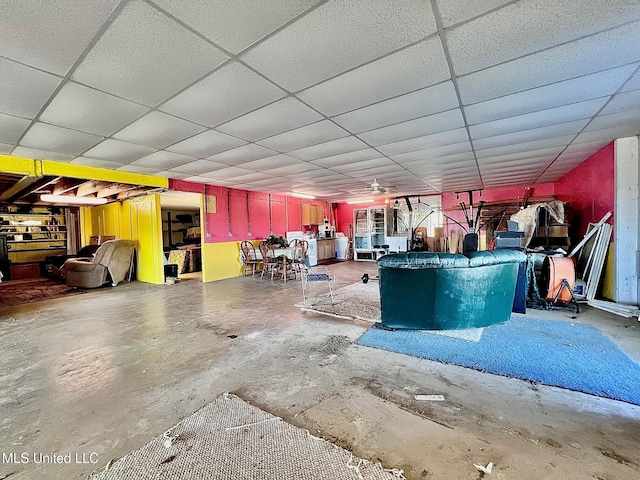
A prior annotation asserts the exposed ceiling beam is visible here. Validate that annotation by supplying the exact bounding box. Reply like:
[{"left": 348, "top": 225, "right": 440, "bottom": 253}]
[
  {"left": 116, "top": 187, "right": 155, "bottom": 201},
  {"left": 97, "top": 183, "right": 139, "bottom": 198},
  {"left": 0, "top": 175, "right": 42, "bottom": 202},
  {"left": 53, "top": 177, "right": 87, "bottom": 195},
  {"left": 76, "top": 181, "right": 110, "bottom": 197}
]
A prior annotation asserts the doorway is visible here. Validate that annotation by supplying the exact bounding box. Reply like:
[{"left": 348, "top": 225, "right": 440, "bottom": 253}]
[{"left": 160, "top": 191, "right": 202, "bottom": 282}]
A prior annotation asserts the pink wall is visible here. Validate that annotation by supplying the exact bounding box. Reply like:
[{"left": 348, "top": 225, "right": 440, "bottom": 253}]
[
  {"left": 554, "top": 142, "right": 614, "bottom": 238},
  {"left": 170, "top": 142, "right": 614, "bottom": 245},
  {"left": 168, "top": 179, "right": 329, "bottom": 243}
]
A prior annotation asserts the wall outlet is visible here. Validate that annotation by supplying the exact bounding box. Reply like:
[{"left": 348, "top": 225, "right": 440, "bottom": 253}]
[
  {"left": 206, "top": 232, "right": 211, "bottom": 238},
  {"left": 228, "top": 232, "right": 233, "bottom": 237}
]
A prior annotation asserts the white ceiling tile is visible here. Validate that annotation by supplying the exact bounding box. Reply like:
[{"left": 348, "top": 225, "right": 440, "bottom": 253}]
[
  {"left": 233, "top": 154, "right": 302, "bottom": 171},
  {"left": 435, "top": 0, "right": 513, "bottom": 27},
  {"left": 584, "top": 110, "right": 640, "bottom": 132},
  {"left": 0, "top": 113, "right": 30, "bottom": 145},
  {"left": 160, "top": 61, "right": 285, "bottom": 126},
  {"left": 268, "top": 162, "right": 317, "bottom": 175},
  {"left": 332, "top": 81, "right": 459, "bottom": 133},
  {"left": 166, "top": 130, "right": 247, "bottom": 158},
  {"left": 70, "top": 157, "right": 127, "bottom": 169},
  {"left": 113, "top": 111, "right": 206, "bottom": 149},
  {"left": 463, "top": 64, "right": 637, "bottom": 124},
  {"left": 458, "top": 21, "right": 640, "bottom": 105},
  {"left": 480, "top": 161, "right": 549, "bottom": 174},
  {"left": 468, "top": 99, "right": 607, "bottom": 138},
  {"left": 256, "top": 120, "right": 348, "bottom": 152},
  {"left": 475, "top": 136, "right": 573, "bottom": 159},
  {"left": 20, "top": 123, "right": 103, "bottom": 156},
  {"left": 0, "top": 57, "right": 61, "bottom": 118},
  {"left": 225, "top": 172, "right": 275, "bottom": 183},
  {"left": 599, "top": 89, "right": 640, "bottom": 116},
  {"left": 286, "top": 166, "right": 331, "bottom": 181},
  {"left": 311, "top": 148, "right": 384, "bottom": 168},
  {"left": 378, "top": 128, "right": 469, "bottom": 156},
  {"left": 358, "top": 109, "right": 465, "bottom": 146},
  {"left": 206, "top": 144, "right": 278, "bottom": 166},
  {"left": 241, "top": 0, "right": 436, "bottom": 91},
  {"left": 0, "top": 144, "right": 12, "bottom": 154},
  {"left": 287, "top": 136, "right": 369, "bottom": 161},
  {"left": 473, "top": 120, "right": 587, "bottom": 149},
  {"left": 39, "top": 81, "right": 148, "bottom": 136},
  {"left": 200, "top": 167, "right": 253, "bottom": 180},
  {"left": 155, "top": 171, "right": 190, "bottom": 180},
  {"left": 0, "top": 0, "right": 119, "bottom": 75},
  {"left": 347, "top": 165, "right": 401, "bottom": 178},
  {"left": 298, "top": 37, "right": 450, "bottom": 116},
  {"left": 130, "top": 151, "right": 196, "bottom": 170},
  {"left": 170, "top": 160, "right": 228, "bottom": 176},
  {"left": 331, "top": 158, "right": 396, "bottom": 173},
  {"left": 11, "top": 146, "right": 75, "bottom": 162},
  {"left": 152, "top": 0, "right": 320, "bottom": 54},
  {"left": 216, "top": 97, "right": 322, "bottom": 141},
  {"left": 401, "top": 152, "right": 476, "bottom": 170},
  {"left": 572, "top": 127, "right": 638, "bottom": 145},
  {"left": 477, "top": 150, "right": 559, "bottom": 166},
  {"left": 72, "top": 0, "right": 228, "bottom": 106},
  {"left": 622, "top": 69, "right": 640, "bottom": 92},
  {"left": 561, "top": 140, "right": 609, "bottom": 156},
  {"left": 446, "top": 0, "right": 640, "bottom": 75},
  {"left": 117, "top": 164, "right": 160, "bottom": 174},
  {"left": 83, "top": 139, "right": 156, "bottom": 163},
  {"left": 182, "top": 176, "right": 209, "bottom": 184},
  {"left": 390, "top": 141, "right": 473, "bottom": 163}
]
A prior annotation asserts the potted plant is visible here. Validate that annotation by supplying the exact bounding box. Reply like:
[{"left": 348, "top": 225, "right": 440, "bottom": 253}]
[{"left": 265, "top": 234, "right": 288, "bottom": 247}]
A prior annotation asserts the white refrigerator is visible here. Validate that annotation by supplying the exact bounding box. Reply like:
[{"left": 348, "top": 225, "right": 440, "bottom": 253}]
[{"left": 286, "top": 231, "right": 317, "bottom": 266}]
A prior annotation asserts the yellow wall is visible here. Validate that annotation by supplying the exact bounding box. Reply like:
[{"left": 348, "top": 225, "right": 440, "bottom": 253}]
[
  {"left": 81, "top": 195, "right": 164, "bottom": 285},
  {"left": 91, "top": 203, "right": 123, "bottom": 238},
  {"left": 124, "top": 195, "right": 164, "bottom": 284},
  {"left": 202, "top": 241, "right": 244, "bottom": 282},
  {"left": 602, "top": 243, "right": 615, "bottom": 300}
]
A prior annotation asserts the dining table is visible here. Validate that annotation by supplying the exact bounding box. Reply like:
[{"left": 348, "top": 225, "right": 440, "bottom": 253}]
[{"left": 246, "top": 245, "right": 298, "bottom": 282}]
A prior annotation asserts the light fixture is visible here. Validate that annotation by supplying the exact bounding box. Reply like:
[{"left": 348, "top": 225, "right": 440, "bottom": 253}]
[
  {"left": 40, "top": 194, "right": 107, "bottom": 206},
  {"left": 347, "top": 199, "right": 374, "bottom": 204},
  {"left": 291, "top": 192, "right": 315, "bottom": 199}
]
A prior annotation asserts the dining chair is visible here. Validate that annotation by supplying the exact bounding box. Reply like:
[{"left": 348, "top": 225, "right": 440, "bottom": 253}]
[
  {"left": 240, "top": 241, "right": 261, "bottom": 276},
  {"left": 259, "top": 241, "right": 281, "bottom": 281},
  {"left": 293, "top": 240, "right": 309, "bottom": 275}
]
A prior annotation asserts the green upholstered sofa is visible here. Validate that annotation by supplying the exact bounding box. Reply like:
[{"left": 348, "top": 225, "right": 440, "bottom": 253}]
[{"left": 377, "top": 250, "right": 527, "bottom": 330}]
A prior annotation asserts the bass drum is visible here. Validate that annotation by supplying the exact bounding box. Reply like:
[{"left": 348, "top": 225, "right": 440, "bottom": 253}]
[{"left": 540, "top": 256, "right": 576, "bottom": 303}]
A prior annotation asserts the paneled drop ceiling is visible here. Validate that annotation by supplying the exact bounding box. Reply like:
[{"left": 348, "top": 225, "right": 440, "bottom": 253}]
[{"left": 2, "top": 0, "right": 640, "bottom": 201}]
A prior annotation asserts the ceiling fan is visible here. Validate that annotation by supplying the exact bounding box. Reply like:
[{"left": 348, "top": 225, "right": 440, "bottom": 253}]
[{"left": 369, "top": 179, "right": 387, "bottom": 195}]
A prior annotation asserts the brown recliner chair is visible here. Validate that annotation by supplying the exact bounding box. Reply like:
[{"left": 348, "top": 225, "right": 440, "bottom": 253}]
[{"left": 64, "top": 239, "right": 135, "bottom": 288}]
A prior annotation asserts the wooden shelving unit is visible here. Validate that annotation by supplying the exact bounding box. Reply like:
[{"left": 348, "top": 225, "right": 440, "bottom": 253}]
[{"left": 0, "top": 209, "right": 67, "bottom": 264}]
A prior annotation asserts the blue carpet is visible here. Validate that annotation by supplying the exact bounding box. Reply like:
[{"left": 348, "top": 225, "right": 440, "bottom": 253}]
[{"left": 357, "top": 317, "right": 640, "bottom": 405}]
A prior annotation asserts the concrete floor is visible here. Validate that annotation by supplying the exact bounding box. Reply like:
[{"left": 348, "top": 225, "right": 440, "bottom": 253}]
[{"left": 1, "top": 261, "right": 639, "bottom": 479}]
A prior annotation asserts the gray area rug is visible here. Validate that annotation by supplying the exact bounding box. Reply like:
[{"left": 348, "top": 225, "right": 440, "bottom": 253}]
[
  {"left": 91, "top": 393, "right": 403, "bottom": 480},
  {"left": 296, "top": 281, "right": 381, "bottom": 323}
]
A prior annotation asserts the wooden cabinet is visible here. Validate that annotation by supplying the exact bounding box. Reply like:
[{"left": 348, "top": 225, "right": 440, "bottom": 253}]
[
  {"left": 316, "top": 239, "right": 335, "bottom": 262},
  {"left": 302, "top": 204, "right": 324, "bottom": 225},
  {"left": 0, "top": 208, "right": 67, "bottom": 264}
]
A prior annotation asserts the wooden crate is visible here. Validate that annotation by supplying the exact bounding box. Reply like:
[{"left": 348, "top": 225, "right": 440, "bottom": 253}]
[{"left": 10, "top": 262, "right": 41, "bottom": 280}]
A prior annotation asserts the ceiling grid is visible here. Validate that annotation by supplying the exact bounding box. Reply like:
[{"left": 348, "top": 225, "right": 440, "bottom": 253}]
[{"left": 0, "top": 0, "right": 639, "bottom": 201}]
